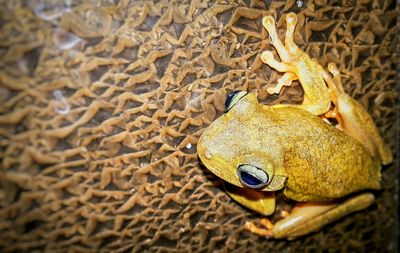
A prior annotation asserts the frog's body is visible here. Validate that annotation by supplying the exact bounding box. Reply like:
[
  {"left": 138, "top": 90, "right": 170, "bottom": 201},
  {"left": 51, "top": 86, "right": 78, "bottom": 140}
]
[
  {"left": 199, "top": 96, "right": 381, "bottom": 202},
  {"left": 197, "top": 13, "right": 392, "bottom": 239}
]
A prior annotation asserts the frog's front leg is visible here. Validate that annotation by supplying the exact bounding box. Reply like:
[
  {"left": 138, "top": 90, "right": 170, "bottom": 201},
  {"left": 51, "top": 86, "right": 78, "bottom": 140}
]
[
  {"left": 245, "top": 193, "right": 374, "bottom": 239},
  {"left": 224, "top": 183, "right": 276, "bottom": 216},
  {"left": 267, "top": 72, "right": 297, "bottom": 95},
  {"left": 261, "top": 13, "right": 331, "bottom": 115},
  {"left": 319, "top": 63, "right": 393, "bottom": 165}
]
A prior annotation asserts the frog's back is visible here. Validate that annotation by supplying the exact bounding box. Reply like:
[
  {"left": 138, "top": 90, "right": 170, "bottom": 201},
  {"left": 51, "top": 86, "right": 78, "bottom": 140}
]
[{"left": 274, "top": 107, "right": 381, "bottom": 202}]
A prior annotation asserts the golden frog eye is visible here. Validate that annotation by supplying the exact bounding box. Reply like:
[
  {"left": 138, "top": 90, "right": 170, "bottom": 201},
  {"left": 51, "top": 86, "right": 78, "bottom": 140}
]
[
  {"left": 224, "top": 90, "right": 248, "bottom": 112},
  {"left": 237, "top": 164, "right": 269, "bottom": 189}
]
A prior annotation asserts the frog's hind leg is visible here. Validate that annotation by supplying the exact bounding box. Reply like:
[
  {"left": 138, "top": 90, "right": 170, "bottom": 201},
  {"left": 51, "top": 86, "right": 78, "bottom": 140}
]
[
  {"left": 271, "top": 193, "right": 375, "bottom": 239},
  {"left": 319, "top": 63, "right": 393, "bottom": 165},
  {"left": 318, "top": 63, "right": 345, "bottom": 105}
]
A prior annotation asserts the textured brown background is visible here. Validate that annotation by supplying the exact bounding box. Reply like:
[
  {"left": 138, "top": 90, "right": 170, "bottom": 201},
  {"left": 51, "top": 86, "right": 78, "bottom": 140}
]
[{"left": 0, "top": 0, "right": 398, "bottom": 252}]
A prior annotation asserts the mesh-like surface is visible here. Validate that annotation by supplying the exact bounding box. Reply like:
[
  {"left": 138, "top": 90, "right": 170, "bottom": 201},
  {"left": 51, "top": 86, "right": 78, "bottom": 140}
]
[{"left": 0, "top": 0, "right": 398, "bottom": 252}]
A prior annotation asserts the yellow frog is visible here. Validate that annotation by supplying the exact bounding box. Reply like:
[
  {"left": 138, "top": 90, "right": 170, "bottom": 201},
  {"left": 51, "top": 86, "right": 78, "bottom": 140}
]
[{"left": 197, "top": 13, "right": 392, "bottom": 239}]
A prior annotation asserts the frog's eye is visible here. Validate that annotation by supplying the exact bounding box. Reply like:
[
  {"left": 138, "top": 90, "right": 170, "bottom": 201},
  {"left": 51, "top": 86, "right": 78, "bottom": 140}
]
[
  {"left": 237, "top": 164, "right": 269, "bottom": 189},
  {"left": 224, "top": 90, "right": 248, "bottom": 112}
]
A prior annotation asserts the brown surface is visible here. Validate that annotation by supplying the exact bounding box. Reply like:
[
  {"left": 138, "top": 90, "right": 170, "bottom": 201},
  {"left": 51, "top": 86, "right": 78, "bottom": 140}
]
[{"left": 0, "top": 0, "right": 398, "bottom": 252}]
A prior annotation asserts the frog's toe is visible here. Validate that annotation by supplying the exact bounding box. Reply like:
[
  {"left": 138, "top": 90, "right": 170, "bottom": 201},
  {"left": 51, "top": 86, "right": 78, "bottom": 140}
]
[
  {"left": 267, "top": 72, "right": 297, "bottom": 95},
  {"left": 261, "top": 51, "right": 292, "bottom": 72},
  {"left": 286, "top": 13, "right": 297, "bottom": 26},
  {"left": 263, "top": 15, "right": 293, "bottom": 62},
  {"left": 261, "top": 51, "right": 274, "bottom": 61},
  {"left": 244, "top": 220, "right": 273, "bottom": 238},
  {"left": 260, "top": 218, "right": 274, "bottom": 229},
  {"left": 262, "top": 16, "right": 275, "bottom": 29},
  {"left": 327, "top": 63, "right": 340, "bottom": 76},
  {"left": 319, "top": 63, "right": 345, "bottom": 104},
  {"left": 283, "top": 13, "right": 299, "bottom": 54},
  {"left": 327, "top": 63, "right": 346, "bottom": 94}
]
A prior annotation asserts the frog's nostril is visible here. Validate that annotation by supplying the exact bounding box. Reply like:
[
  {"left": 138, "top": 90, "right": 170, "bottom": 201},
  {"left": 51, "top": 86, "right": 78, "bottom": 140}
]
[
  {"left": 237, "top": 164, "right": 269, "bottom": 189},
  {"left": 204, "top": 150, "right": 212, "bottom": 159}
]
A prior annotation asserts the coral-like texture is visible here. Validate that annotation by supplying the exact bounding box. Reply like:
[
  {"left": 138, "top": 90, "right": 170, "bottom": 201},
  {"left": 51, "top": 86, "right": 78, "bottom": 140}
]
[{"left": 0, "top": 0, "right": 397, "bottom": 252}]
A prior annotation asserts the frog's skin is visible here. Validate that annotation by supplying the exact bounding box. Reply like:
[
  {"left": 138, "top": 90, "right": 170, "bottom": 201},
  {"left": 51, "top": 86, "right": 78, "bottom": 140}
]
[
  {"left": 319, "top": 63, "right": 393, "bottom": 165},
  {"left": 197, "top": 13, "right": 392, "bottom": 239},
  {"left": 261, "top": 13, "right": 331, "bottom": 116},
  {"left": 262, "top": 12, "right": 392, "bottom": 166}
]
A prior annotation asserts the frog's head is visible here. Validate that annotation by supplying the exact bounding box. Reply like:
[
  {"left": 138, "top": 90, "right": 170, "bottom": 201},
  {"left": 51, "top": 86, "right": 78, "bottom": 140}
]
[{"left": 198, "top": 91, "right": 286, "bottom": 191}]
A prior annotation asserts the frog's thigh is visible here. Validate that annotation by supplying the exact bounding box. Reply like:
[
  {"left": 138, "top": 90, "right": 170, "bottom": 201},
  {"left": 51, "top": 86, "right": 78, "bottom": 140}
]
[
  {"left": 272, "top": 193, "right": 374, "bottom": 239},
  {"left": 267, "top": 72, "right": 297, "bottom": 95},
  {"left": 224, "top": 183, "right": 276, "bottom": 216},
  {"left": 320, "top": 63, "right": 393, "bottom": 164}
]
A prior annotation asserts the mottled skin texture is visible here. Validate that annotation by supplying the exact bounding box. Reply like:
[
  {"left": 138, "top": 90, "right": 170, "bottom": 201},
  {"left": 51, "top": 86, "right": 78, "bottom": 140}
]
[
  {"left": 198, "top": 93, "right": 381, "bottom": 201},
  {"left": 320, "top": 63, "right": 393, "bottom": 165},
  {"left": 197, "top": 13, "right": 392, "bottom": 239}
]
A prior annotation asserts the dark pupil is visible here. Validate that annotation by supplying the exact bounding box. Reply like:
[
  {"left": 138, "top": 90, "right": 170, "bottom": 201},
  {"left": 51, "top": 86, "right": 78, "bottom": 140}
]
[
  {"left": 224, "top": 91, "right": 240, "bottom": 112},
  {"left": 240, "top": 171, "right": 262, "bottom": 186}
]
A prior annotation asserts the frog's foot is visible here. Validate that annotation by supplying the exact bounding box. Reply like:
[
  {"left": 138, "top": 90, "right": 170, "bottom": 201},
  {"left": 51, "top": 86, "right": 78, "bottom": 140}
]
[
  {"left": 320, "top": 63, "right": 393, "bottom": 165},
  {"left": 244, "top": 218, "right": 274, "bottom": 238},
  {"left": 318, "top": 63, "right": 345, "bottom": 106},
  {"left": 318, "top": 63, "right": 347, "bottom": 128},
  {"left": 267, "top": 72, "right": 297, "bottom": 94},
  {"left": 322, "top": 104, "right": 345, "bottom": 130},
  {"left": 271, "top": 193, "right": 375, "bottom": 239},
  {"left": 262, "top": 13, "right": 299, "bottom": 63},
  {"left": 262, "top": 14, "right": 331, "bottom": 115},
  {"left": 261, "top": 15, "right": 298, "bottom": 95}
]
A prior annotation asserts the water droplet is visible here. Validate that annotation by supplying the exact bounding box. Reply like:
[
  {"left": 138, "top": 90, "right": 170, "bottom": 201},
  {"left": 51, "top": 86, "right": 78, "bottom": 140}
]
[
  {"left": 52, "top": 89, "right": 70, "bottom": 115},
  {"left": 296, "top": 0, "right": 303, "bottom": 8},
  {"left": 34, "top": 2, "right": 64, "bottom": 21},
  {"left": 53, "top": 28, "right": 82, "bottom": 50},
  {"left": 269, "top": 34, "right": 273, "bottom": 42},
  {"left": 64, "top": 0, "right": 72, "bottom": 12},
  {"left": 18, "top": 59, "right": 30, "bottom": 75}
]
